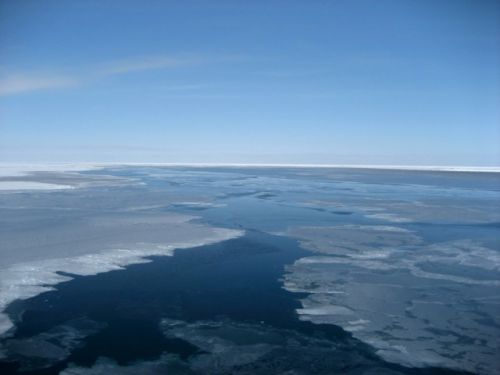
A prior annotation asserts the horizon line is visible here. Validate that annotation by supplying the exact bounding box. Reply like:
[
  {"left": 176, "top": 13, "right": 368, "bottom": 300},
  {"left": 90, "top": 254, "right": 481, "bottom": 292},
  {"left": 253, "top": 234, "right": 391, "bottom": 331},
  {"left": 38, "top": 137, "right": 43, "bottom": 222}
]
[{"left": 1, "top": 162, "right": 500, "bottom": 173}]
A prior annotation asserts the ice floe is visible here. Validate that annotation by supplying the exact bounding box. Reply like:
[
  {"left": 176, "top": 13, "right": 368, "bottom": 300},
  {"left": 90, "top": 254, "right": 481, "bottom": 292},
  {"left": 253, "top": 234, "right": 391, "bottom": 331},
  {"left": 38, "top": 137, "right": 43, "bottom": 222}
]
[
  {"left": 284, "top": 226, "right": 500, "bottom": 374},
  {"left": 361, "top": 200, "right": 500, "bottom": 225},
  {"left": 286, "top": 225, "right": 421, "bottom": 257}
]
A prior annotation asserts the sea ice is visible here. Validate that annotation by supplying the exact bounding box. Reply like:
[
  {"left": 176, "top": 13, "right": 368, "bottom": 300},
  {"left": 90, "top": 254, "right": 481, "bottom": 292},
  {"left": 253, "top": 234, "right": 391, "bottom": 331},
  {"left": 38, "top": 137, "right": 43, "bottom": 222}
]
[{"left": 284, "top": 225, "right": 500, "bottom": 374}]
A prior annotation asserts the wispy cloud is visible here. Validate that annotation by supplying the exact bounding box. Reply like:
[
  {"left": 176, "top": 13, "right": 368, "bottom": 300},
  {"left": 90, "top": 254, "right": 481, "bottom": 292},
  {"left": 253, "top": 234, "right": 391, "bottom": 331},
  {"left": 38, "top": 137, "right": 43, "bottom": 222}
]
[
  {"left": 0, "top": 74, "right": 77, "bottom": 96},
  {"left": 253, "top": 69, "right": 325, "bottom": 78},
  {"left": 99, "top": 55, "right": 201, "bottom": 76},
  {"left": 0, "top": 54, "right": 233, "bottom": 96}
]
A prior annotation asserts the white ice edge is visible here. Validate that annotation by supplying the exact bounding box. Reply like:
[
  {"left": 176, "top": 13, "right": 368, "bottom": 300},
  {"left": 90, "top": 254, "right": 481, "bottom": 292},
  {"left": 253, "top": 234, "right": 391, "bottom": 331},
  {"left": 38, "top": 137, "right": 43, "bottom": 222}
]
[
  {"left": 1, "top": 163, "right": 499, "bottom": 173},
  {"left": 0, "top": 181, "right": 75, "bottom": 191},
  {"left": 0, "top": 227, "right": 244, "bottom": 338}
]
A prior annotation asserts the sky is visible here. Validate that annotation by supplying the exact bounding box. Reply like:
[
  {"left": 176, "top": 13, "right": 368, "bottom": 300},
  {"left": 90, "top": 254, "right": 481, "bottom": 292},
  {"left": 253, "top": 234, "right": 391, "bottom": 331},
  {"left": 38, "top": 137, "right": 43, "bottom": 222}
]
[{"left": 0, "top": 0, "right": 499, "bottom": 165}]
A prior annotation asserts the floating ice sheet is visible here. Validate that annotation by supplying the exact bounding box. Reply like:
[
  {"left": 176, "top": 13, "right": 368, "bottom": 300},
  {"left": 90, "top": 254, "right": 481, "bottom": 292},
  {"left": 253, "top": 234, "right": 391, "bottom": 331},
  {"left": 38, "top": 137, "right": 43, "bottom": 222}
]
[
  {"left": 286, "top": 225, "right": 421, "bottom": 257},
  {"left": 284, "top": 225, "right": 500, "bottom": 374}
]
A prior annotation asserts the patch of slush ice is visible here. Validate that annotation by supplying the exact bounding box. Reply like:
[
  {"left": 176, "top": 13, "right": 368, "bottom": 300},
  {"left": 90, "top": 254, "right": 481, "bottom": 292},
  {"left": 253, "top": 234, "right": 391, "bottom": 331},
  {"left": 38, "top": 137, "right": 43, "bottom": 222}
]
[
  {"left": 3, "top": 318, "right": 105, "bottom": 371},
  {"left": 62, "top": 317, "right": 401, "bottom": 375},
  {"left": 161, "top": 319, "right": 277, "bottom": 372},
  {"left": 365, "top": 213, "right": 413, "bottom": 223},
  {"left": 61, "top": 354, "right": 189, "bottom": 375},
  {"left": 159, "top": 318, "right": 406, "bottom": 374},
  {"left": 419, "top": 241, "right": 500, "bottom": 271},
  {"left": 284, "top": 231, "right": 500, "bottom": 374},
  {"left": 297, "top": 304, "right": 355, "bottom": 316},
  {"left": 285, "top": 225, "right": 420, "bottom": 257},
  {"left": 359, "top": 199, "right": 500, "bottom": 225},
  {"left": 171, "top": 201, "right": 226, "bottom": 209}
]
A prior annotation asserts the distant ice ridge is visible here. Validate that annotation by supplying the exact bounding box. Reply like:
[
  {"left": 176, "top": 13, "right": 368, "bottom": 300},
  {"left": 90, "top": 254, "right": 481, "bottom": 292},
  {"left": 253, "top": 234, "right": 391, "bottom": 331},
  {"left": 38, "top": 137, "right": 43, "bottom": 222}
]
[
  {"left": 3, "top": 162, "right": 498, "bottom": 173},
  {"left": 0, "top": 225, "right": 243, "bottom": 338},
  {"left": 284, "top": 225, "right": 500, "bottom": 375},
  {"left": 120, "top": 162, "right": 499, "bottom": 172},
  {"left": 84, "top": 163, "right": 500, "bottom": 173}
]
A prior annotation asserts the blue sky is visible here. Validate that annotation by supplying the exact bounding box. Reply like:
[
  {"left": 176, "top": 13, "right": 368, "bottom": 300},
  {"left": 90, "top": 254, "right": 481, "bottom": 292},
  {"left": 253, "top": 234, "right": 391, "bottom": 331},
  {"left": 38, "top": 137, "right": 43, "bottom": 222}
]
[{"left": 0, "top": 0, "right": 499, "bottom": 165}]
